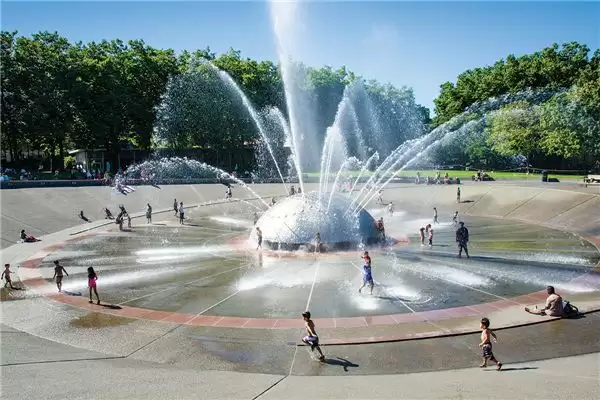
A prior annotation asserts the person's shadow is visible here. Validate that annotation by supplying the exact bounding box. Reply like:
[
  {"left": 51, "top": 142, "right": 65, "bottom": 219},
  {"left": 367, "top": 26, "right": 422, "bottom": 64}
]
[
  {"left": 487, "top": 367, "right": 538, "bottom": 372},
  {"left": 100, "top": 304, "right": 122, "bottom": 310},
  {"left": 322, "top": 357, "right": 359, "bottom": 372}
]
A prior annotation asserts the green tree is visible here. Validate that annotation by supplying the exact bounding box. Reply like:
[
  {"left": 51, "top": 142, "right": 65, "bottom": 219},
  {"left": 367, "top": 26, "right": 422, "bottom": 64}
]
[{"left": 487, "top": 101, "right": 542, "bottom": 163}]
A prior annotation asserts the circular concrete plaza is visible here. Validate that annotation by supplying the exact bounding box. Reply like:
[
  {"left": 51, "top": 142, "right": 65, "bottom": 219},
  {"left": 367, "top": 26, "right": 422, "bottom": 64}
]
[{"left": 2, "top": 182, "right": 600, "bottom": 383}]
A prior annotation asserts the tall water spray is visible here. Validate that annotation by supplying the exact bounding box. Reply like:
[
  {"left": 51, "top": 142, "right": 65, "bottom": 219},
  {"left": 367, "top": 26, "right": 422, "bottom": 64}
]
[
  {"left": 269, "top": 0, "right": 309, "bottom": 195},
  {"left": 210, "top": 64, "right": 288, "bottom": 193}
]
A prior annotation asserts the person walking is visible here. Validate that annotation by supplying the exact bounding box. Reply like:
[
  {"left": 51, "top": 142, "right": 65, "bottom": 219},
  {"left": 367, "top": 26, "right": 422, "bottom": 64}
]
[
  {"left": 478, "top": 317, "right": 502, "bottom": 370},
  {"left": 52, "top": 260, "right": 69, "bottom": 292},
  {"left": 456, "top": 221, "right": 470, "bottom": 258},
  {"left": 178, "top": 202, "right": 185, "bottom": 225}
]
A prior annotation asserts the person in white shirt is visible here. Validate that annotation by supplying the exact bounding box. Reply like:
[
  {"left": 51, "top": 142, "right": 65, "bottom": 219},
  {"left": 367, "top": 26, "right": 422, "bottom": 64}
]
[{"left": 525, "top": 286, "right": 563, "bottom": 316}]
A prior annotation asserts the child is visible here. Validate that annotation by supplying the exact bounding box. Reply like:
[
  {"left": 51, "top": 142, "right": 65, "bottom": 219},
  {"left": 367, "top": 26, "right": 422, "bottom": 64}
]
[
  {"left": 433, "top": 207, "right": 439, "bottom": 224},
  {"left": 428, "top": 228, "right": 434, "bottom": 247},
  {"left": 419, "top": 226, "right": 426, "bottom": 246},
  {"left": 457, "top": 186, "right": 461, "bottom": 203},
  {"left": 452, "top": 211, "right": 459, "bottom": 225},
  {"left": 256, "top": 227, "right": 263, "bottom": 250},
  {"left": 253, "top": 212, "right": 258, "bottom": 225},
  {"left": 146, "top": 203, "right": 152, "bottom": 224},
  {"left": 52, "top": 260, "right": 69, "bottom": 292},
  {"left": 479, "top": 317, "right": 502, "bottom": 370},
  {"left": 173, "top": 198, "right": 178, "bottom": 216},
  {"left": 1, "top": 264, "right": 14, "bottom": 289},
  {"left": 179, "top": 202, "right": 185, "bottom": 225},
  {"left": 387, "top": 202, "right": 394, "bottom": 216},
  {"left": 301, "top": 311, "right": 325, "bottom": 362},
  {"left": 358, "top": 251, "right": 374, "bottom": 294},
  {"left": 314, "top": 232, "right": 321, "bottom": 253},
  {"left": 87, "top": 267, "right": 100, "bottom": 304},
  {"left": 377, "top": 190, "right": 384, "bottom": 204}
]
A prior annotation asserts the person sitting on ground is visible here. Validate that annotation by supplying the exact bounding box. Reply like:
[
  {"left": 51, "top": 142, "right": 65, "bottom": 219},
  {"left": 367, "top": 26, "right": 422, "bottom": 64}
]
[
  {"left": 20, "top": 230, "right": 38, "bottom": 243},
  {"left": 525, "top": 286, "right": 564, "bottom": 316},
  {"left": 104, "top": 207, "right": 114, "bottom": 219},
  {"left": 79, "top": 211, "right": 91, "bottom": 223}
]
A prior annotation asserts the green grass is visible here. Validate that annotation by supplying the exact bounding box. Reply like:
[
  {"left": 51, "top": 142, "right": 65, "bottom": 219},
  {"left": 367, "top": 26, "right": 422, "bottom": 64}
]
[{"left": 304, "top": 170, "right": 584, "bottom": 181}]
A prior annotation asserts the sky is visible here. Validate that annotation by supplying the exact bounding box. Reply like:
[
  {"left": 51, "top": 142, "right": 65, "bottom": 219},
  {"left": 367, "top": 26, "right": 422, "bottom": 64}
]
[{"left": 2, "top": 1, "right": 599, "bottom": 112}]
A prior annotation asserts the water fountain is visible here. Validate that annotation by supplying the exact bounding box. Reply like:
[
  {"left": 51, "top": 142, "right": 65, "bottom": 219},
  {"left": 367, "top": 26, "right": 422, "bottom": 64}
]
[{"left": 41, "top": 1, "right": 599, "bottom": 325}]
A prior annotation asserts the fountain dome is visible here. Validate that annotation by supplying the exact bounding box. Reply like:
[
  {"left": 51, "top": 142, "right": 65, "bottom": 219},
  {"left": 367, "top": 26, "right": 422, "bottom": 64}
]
[{"left": 251, "top": 191, "right": 381, "bottom": 251}]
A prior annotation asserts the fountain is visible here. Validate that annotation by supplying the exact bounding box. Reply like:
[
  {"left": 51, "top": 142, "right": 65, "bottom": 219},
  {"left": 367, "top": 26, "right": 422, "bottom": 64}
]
[
  {"left": 252, "top": 191, "right": 380, "bottom": 251},
  {"left": 42, "top": 1, "right": 599, "bottom": 325},
  {"left": 124, "top": 0, "right": 568, "bottom": 254}
]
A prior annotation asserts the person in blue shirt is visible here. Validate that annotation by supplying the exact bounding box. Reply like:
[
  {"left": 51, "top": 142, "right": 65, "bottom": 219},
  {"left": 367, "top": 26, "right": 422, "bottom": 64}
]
[{"left": 358, "top": 251, "right": 374, "bottom": 294}]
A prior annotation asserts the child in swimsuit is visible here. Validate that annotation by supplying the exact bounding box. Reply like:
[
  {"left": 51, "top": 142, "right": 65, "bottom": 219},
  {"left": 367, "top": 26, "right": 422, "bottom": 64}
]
[
  {"left": 87, "top": 267, "right": 100, "bottom": 304},
  {"left": 301, "top": 311, "right": 325, "bottom": 362},
  {"left": 358, "top": 251, "right": 374, "bottom": 294},
  {"left": 1, "top": 264, "right": 14, "bottom": 289},
  {"left": 479, "top": 317, "right": 502, "bottom": 370},
  {"left": 419, "top": 227, "right": 426, "bottom": 245},
  {"left": 52, "top": 260, "right": 69, "bottom": 292}
]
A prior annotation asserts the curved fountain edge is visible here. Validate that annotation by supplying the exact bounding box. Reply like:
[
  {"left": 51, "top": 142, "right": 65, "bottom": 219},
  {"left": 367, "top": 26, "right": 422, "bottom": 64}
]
[{"left": 4, "top": 183, "right": 600, "bottom": 346}]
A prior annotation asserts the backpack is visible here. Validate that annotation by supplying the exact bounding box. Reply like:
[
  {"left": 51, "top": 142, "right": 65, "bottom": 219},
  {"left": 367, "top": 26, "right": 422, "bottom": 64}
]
[{"left": 562, "top": 300, "right": 579, "bottom": 318}]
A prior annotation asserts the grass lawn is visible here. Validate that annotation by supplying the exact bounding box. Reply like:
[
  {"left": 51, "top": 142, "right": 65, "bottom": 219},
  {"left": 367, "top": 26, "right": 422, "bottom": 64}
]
[{"left": 304, "top": 170, "right": 584, "bottom": 181}]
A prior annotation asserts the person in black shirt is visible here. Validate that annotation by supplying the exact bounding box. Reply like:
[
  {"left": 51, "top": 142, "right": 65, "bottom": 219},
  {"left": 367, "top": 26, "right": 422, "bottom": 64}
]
[{"left": 456, "top": 222, "right": 470, "bottom": 258}]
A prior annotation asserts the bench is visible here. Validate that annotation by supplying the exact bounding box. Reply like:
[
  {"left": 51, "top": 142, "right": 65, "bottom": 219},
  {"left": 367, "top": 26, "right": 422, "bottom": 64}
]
[{"left": 583, "top": 174, "right": 600, "bottom": 187}]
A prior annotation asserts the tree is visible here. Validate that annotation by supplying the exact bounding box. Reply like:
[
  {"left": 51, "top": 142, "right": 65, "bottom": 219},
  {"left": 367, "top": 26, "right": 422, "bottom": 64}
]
[{"left": 487, "top": 101, "right": 542, "bottom": 163}]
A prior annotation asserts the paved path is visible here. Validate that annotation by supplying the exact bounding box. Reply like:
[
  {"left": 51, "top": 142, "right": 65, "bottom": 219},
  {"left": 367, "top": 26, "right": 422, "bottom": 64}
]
[{"left": 1, "top": 323, "right": 598, "bottom": 399}]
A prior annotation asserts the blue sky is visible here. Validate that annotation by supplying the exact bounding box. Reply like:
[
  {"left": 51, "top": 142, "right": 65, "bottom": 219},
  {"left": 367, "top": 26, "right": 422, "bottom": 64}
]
[{"left": 2, "top": 1, "right": 599, "bottom": 112}]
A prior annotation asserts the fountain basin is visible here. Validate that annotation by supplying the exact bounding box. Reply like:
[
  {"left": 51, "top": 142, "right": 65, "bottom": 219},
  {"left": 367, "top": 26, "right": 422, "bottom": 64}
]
[{"left": 251, "top": 191, "right": 381, "bottom": 250}]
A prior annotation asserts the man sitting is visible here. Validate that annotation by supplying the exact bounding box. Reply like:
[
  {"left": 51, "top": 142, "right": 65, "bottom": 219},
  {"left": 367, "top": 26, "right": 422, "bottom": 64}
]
[{"left": 525, "top": 286, "right": 563, "bottom": 317}]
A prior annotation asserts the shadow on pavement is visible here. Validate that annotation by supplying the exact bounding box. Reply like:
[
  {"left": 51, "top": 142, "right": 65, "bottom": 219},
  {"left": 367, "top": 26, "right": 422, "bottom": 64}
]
[{"left": 323, "top": 357, "right": 359, "bottom": 372}]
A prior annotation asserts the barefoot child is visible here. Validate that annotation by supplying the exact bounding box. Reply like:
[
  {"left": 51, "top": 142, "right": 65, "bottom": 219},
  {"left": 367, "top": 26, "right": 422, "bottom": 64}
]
[
  {"left": 1, "top": 264, "right": 15, "bottom": 289},
  {"left": 87, "top": 267, "right": 100, "bottom": 304},
  {"left": 301, "top": 311, "right": 325, "bottom": 362},
  {"left": 479, "top": 317, "right": 502, "bottom": 370},
  {"left": 358, "top": 251, "right": 374, "bottom": 294},
  {"left": 52, "top": 260, "right": 69, "bottom": 292}
]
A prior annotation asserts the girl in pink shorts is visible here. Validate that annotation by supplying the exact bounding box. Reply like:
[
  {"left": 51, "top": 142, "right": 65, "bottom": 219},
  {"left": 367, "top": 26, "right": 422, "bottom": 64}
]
[{"left": 87, "top": 267, "right": 100, "bottom": 304}]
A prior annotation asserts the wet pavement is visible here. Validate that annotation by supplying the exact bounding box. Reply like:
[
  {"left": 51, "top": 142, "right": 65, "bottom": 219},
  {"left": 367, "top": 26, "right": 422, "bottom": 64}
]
[{"left": 30, "top": 211, "right": 599, "bottom": 321}]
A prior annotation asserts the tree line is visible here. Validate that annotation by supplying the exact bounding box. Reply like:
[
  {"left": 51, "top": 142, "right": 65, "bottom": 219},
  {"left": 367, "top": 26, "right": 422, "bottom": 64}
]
[
  {"left": 0, "top": 30, "right": 430, "bottom": 173},
  {"left": 1, "top": 31, "right": 598, "bottom": 173},
  {"left": 431, "top": 42, "right": 599, "bottom": 170}
]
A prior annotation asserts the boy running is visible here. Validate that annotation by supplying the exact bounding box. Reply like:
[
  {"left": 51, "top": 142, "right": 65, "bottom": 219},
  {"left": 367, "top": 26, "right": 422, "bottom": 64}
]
[
  {"left": 1, "top": 264, "right": 15, "bottom": 289},
  {"left": 52, "top": 260, "right": 69, "bottom": 292},
  {"left": 358, "top": 251, "right": 374, "bottom": 294},
  {"left": 479, "top": 317, "right": 502, "bottom": 370},
  {"left": 301, "top": 311, "right": 325, "bottom": 362}
]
